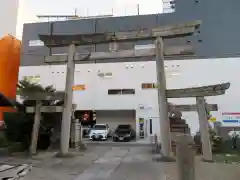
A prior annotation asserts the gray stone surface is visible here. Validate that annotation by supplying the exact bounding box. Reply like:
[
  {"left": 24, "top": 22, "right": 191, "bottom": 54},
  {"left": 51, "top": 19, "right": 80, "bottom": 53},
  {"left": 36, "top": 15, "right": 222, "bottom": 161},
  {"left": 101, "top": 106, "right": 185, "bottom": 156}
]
[{"left": 0, "top": 145, "right": 239, "bottom": 180}]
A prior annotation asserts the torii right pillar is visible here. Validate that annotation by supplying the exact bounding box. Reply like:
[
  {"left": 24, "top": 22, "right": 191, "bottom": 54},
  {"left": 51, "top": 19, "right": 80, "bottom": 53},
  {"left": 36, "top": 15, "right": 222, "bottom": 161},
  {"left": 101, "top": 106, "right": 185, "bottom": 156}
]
[{"left": 196, "top": 96, "right": 213, "bottom": 162}]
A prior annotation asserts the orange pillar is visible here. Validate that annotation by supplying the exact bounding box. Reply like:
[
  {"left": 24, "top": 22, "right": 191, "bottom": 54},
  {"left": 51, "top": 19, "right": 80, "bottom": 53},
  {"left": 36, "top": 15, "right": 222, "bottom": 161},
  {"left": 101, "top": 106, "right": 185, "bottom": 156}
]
[{"left": 0, "top": 35, "right": 21, "bottom": 123}]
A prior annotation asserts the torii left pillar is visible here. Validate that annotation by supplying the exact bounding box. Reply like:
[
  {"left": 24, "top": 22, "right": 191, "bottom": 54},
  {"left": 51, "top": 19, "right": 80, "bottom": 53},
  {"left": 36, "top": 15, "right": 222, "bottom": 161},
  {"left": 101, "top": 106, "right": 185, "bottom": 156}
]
[
  {"left": 60, "top": 44, "right": 76, "bottom": 155},
  {"left": 155, "top": 37, "right": 172, "bottom": 160}
]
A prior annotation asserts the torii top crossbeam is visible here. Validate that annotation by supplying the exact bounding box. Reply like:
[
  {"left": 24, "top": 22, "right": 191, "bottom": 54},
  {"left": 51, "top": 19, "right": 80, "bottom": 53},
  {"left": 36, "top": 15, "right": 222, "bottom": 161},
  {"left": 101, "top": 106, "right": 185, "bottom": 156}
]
[{"left": 38, "top": 20, "right": 201, "bottom": 47}]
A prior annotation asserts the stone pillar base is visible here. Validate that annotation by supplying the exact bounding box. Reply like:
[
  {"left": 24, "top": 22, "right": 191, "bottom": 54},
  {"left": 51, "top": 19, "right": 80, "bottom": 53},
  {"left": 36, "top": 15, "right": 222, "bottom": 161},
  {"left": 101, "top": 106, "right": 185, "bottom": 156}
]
[
  {"left": 70, "top": 141, "right": 87, "bottom": 151},
  {"left": 78, "top": 142, "right": 87, "bottom": 151},
  {"left": 152, "top": 154, "right": 176, "bottom": 162},
  {"left": 55, "top": 152, "right": 75, "bottom": 158}
]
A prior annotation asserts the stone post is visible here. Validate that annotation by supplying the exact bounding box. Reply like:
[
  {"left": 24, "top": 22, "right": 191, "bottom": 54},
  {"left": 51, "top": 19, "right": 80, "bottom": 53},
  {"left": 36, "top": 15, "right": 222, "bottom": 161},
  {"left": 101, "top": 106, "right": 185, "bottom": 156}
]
[
  {"left": 175, "top": 134, "right": 195, "bottom": 180},
  {"left": 29, "top": 101, "right": 41, "bottom": 155}
]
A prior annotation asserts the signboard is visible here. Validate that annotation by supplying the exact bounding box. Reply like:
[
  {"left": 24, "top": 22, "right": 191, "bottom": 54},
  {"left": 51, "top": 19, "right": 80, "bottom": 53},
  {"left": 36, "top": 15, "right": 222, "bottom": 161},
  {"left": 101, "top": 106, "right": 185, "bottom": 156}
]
[
  {"left": 222, "top": 112, "right": 240, "bottom": 126},
  {"left": 208, "top": 117, "right": 217, "bottom": 123},
  {"left": 72, "top": 84, "right": 86, "bottom": 91},
  {"left": 139, "top": 118, "right": 145, "bottom": 138},
  {"left": 97, "top": 72, "right": 112, "bottom": 78}
]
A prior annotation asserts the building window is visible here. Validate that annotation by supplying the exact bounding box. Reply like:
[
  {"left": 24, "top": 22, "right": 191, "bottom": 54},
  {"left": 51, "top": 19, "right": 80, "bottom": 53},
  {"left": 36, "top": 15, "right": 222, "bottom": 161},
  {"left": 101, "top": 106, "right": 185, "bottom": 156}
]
[
  {"left": 108, "top": 89, "right": 135, "bottom": 95},
  {"left": 28, "top": 40, "right": 44, "bottom": 47},
  {"left": 108, "top": 89, "right": 122, "bottom": 95},
  {"left": 141, "top": 83, "right": 157, "bottom": 89},
  {"left": 122, "top": 89, "right": 135, "bottom": 94}
]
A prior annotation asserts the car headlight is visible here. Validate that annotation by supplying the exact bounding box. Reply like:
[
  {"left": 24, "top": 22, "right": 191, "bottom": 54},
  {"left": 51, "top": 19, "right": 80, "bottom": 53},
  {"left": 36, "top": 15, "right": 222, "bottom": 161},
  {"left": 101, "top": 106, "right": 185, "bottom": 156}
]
[{"left": 125, "top": 134, "right": 131, "bottom": 137}]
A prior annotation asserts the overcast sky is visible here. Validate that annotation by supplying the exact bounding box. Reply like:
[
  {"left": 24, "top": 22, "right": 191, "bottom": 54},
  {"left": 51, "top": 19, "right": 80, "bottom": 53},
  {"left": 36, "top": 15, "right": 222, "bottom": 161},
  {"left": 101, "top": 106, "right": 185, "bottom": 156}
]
[{"left": 25, "top": 0, "right": 163, "bottom": 17}]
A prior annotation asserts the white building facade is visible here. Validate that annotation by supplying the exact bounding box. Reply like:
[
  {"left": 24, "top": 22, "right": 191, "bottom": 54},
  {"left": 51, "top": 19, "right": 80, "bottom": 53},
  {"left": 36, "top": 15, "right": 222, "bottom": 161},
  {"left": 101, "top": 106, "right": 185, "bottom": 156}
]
[{"left": 18, "top": 57, "right": 239, "bottom": 137}]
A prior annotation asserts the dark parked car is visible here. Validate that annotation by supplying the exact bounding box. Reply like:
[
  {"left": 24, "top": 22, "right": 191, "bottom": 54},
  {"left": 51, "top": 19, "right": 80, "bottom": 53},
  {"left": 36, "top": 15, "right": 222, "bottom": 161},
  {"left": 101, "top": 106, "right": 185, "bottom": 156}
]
[{"left": 112, "top": 124, "right": 136, "bottom": 142}]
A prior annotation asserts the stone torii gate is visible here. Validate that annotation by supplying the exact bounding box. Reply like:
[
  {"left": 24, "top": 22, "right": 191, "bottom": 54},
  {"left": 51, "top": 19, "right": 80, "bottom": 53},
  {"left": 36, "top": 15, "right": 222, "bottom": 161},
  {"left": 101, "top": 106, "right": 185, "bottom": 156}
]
[
  {"left": 19, "top": 91, "right": 65, "bottom": 155},
  {"left": 167, "top": 82, "right": 230, "bottom": 161},
  {"left": 39, "top": 21, "right": 200, "bottom": 158},
  {"left": 38, "top": 20, "right": 229, "bottom": 160}
]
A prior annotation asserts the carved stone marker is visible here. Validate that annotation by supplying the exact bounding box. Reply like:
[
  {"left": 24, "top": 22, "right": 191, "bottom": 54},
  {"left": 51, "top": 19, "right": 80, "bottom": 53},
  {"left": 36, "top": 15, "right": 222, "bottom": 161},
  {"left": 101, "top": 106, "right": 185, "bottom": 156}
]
[
  {"left": 70, "top": 119, "right": 81, "bottom": 148},
  {"left": 175, "top": 134, "right": 195, "bottom": 180}
]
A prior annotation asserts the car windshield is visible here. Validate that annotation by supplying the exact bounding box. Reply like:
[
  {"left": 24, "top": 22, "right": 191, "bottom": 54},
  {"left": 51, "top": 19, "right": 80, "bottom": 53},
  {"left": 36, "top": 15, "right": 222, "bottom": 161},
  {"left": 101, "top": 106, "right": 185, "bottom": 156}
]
[
  {"left": 116, "top": 125, "right": 131, "bottom": 132},
  {"left": 92, "top": 125, "right": 106, "bottom": 130},
  {"left": 118, "top": 125, "right": 131, "bottom": 129}
]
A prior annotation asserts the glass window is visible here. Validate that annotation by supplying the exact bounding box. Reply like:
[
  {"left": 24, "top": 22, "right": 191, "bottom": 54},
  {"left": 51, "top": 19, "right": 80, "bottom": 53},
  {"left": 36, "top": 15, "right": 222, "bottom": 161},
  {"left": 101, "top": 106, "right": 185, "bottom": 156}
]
[
  {"left": 92, "top": 124, "right": 107, "bottom": 130},
  {"left": 118, "top": 124, "right": 131, "bottom": 129},
  {"left": 108, "top": 89, "right": 135, "bottom": 95},
  {"left": 108, "top": 89, "right": 122, "bottom": 95},
  {"left": 122, "top": 89, "right": 135, "bottom": 94}
]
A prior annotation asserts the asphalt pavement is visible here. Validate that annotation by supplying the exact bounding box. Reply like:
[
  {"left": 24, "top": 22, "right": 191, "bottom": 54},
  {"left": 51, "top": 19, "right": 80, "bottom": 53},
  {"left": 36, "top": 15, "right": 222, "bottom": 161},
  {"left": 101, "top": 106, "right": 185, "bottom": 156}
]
[
  {"left": 1, "top": 144, "right": 239, "bottom": 180},
  {"left": 0, "top": 145, "right": 166, "bottom": 180}
]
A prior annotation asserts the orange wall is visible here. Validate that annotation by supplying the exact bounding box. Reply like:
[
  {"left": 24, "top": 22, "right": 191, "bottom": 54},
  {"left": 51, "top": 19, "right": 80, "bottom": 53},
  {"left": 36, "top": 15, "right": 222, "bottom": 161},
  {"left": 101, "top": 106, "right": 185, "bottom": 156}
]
[{"left": 0, "top": 35, "right": 21, "bottom": 122}]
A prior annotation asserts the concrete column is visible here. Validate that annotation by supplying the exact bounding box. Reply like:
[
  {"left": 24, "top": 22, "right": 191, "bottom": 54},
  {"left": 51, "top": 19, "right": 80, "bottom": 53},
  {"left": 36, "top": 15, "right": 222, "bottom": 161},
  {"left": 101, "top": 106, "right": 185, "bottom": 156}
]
[
  {"left": 60, "top": 44, "right": 76, "bottom": 155},
  {"left": 176, "top": 134, "right": 195, "bottom": 180},
  {"left": 196, "top": 96, "right": 213, "bottom": 161},
  {"left": 155, "top": 37, "right": 171, "bottom": 157},
  {"left": 29, "top": 101, "right": 41, "bottom": 155}
]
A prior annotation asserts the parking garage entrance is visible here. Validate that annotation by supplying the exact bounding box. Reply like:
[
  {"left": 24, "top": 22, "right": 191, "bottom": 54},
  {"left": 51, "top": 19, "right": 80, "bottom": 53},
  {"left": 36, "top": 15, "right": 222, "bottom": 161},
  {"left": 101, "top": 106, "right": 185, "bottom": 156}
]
[
  {"left": 95, "top": 110, "right": 136, "bottom": 132},
  {"left": 75, "top": 109, "right": 136, "bottom": 138}
]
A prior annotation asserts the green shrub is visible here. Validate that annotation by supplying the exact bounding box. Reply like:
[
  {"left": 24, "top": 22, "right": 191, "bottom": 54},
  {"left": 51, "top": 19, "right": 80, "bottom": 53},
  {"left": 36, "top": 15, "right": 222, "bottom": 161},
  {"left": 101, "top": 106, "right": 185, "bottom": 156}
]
[
  {"left": 0, "top": 132, "right": 9, "bottom": 148},
  {"left": 193, "top": 130, "right": 224, "bottom": 153},
  {"left": 3, "top": 112, "right": 56, "bottom": 151},
  {"left": 212, "top": 135, "right": 223, "bottom": 153},
  {"left": 4, "top": 112, "right": 33, "bottom": 150}
]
